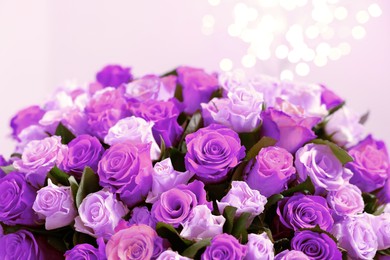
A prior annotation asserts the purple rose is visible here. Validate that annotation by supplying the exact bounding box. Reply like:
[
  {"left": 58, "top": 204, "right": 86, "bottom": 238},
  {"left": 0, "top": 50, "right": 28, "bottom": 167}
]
[
  {"left": 97, "top": 141, "right": 153, "bottom": 208},
  {"left": 125, "top": 75, "right": 161, "bottom": 101},
  {"left": 217, "top": 181, "right": 267, "bottom": 222},
  {"left": 177, "top": 66, "right": 219, "bottom": 114},
  {"left": 64, "top": 239, "right": 106, "bottom": 260},
  {"left": 261, "top": 105, "right": 319, "bottom": 153},
  {"left": 275, "top": 250, "right": 309, "bottom": 260},
  {"left": 0, "top": 172, "right": 39, "bottom": 226},
  {"left": 201, "top": 233, "right": 247, "bottom": 260},
  {"left": 245, "top": 146, "right": 296, "bottom": 197},
  {"left": 0, "top": 155, "right": 7, "bottom": 178},
  {"left": 106, "top": 224, "right": 163, "bottom": 260},
  {"left": 347, "top": 135, "right": 389, "bottom": 192},
  {"left": 368, "top": 213, "right": 390, "bottom": 250},
  {"left": 33, "top": 180, "right": 77, "bottom": 230},
  {"left": 131, "top": 99, "right": 183, "bottom": 147},
  {"left": 151, "top": 180, "right": 211, "bottom": 228},
  {"left": 158, "top": 75, "right": 177, "bottom": 101},
  {"left": 13, "top": 135, "right": 67, "bottom": 187},
  {"left": 14, "top": 125, "right": 48, "bottom": 154},
  {"left": 320, "top": 84, "right": 344, "bottom": 110},
  {"left": 327, "top": 183, "right": 364, "bottom": 218},
  {"left": 74, "top": 190, "right": 129, "bottom": 240},
  {"left": 244, "top": 233, "right": 274, "bottom": 260},
  {"left": 10, "top": 105, "right": 45, "bottom": 139},
  {"left": 128, "top": 206, "right": 157, "bottom": 229},
  {"left": 185, "top": 124, "right": 245, "bottom": 183},
  {"left": 61, "top": 134, "right": 104, "bottom": 177},
  {"left": 332, "top": 214, "right": 377, "bottom": 260},
  {"left": 96, "top": 64, "right": 132, "bottom": 88},
  {"left": 277, "top": 194, "right": 333, "bottom": 232},
  {"left": 0, "top": 230, "right": 42, "bottom": 259},
  {"left": 295, "top": 143, "right": 352, "bottom": 192},
  {"left": 291, "top": 230, "right": 342, "bottom": 260},
  {"left": 378, "top": 178, "right": 390, "bottom": 204}
]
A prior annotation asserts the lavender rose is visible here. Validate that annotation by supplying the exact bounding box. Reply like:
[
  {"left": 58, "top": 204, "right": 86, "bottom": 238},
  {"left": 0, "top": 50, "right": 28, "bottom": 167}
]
[
  {"left": 33, "top": 180, "right": 77, "bottom": 230},
  {"left": 295, "top": 143, "right": 352, "bottom": 192},
  {"left": 61, "top": 134, "right": 104, "bottom": 176},
  {"left": 202, "top": 233, "right": 247, "bottom": 260},
  {"left": 10, "top": 105, "right": 45, "bottom": 139},
  {"left": 96, "top": 64, "right": 132, "bottom": 88},
  {"left": 320, "top": 84, "right": 344, "bottom": 110},
  {"left": 13, "top": 135, "right": 67, "bottom": 187},
  {"left": 291, "top": 230, "right": 342, "bottom": 260},
  {"left": 368, "top": 213, "right": 390, "bottom": 250},
  {"left": 0, "top": 172, "right": 39, "bottom": 226},
  {"left": 106, "top": 224, "right": 163, "bottom": 260},
  {"left": 177, "top": 66, "right": 219, "bottom": 114},
  {"left": 277, "top": 194, "right": 333, "bottom": 232},
  {"left": 125, "top": 75, "right": 161, "bottom": 101},
  {"left": 156, "top": 250, "right": 191, "bottom": 260},
  {"left": 347, "top": 135, "right": 390, "bottom": 192},
  {"left": 128, "top": 206, "right": 157, "bottom": 229},
  {"left": 332, "top": 214, "right": 377, "bottom": 260},
  {"left": 74, "top": 190, "right": 129, "bottom": 240},
  {"left": 327, "top": 183, "right": 364, "bottom": 218},
  {"left": 0, "top": 230, "right": 42, "bottom": 259},
  {"left": 245, "top": 146, "right": 295, "bottom": 197},
  {"left": 244, "top": 233, "right": 274, "bottom": 260},
  {"left": 217, "top": 181, "right": 267, "bottom": 222},
  {"left": 185, "top": 124, "right": 245, "bottom": 183},
  {"left": 64, "top": 239, "right": 106, "bottom": 260},
  {"left": 275, "top": 250, "right": 310, "bottom": 260}
]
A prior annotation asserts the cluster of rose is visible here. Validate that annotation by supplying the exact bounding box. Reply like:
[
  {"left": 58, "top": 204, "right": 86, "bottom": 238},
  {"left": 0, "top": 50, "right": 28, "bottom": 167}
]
[{"left": 0, "top": 64, "right": 389, "bottom": 260}]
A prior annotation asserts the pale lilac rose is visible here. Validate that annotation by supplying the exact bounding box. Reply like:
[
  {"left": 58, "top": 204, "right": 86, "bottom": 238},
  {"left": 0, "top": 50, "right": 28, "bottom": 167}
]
[
  {"left": 248, "top": 74, "right": 281, "bottom": 107},
  {"left": 13, "top": 135, "right": 67, "bottom": 187},
  {"left": 0, "top": 230, "right": 42, "bottom": 259},
  {"left": 146, "top": 158, "right": 194, "bottom": 203},
  {"left": 96, "top": 64, "right": 132, "bottom": 88},
  {"left": 10, "top": 105, "right": 45, "bottom": 139},
  {"left": 125, "top": 75, "right": 161, "bottom": 101},
  {"left": 157, "top": 75, "right": 177, "bottom": 101},
  {"left": 104, "top": 116, "right": 161, "bottom": 160},
  {"left": 128, "top": 206, "right": 157, "bottom": 229},
  {"left": 33, "top": 180, "right": 77, "bottom": 230},
  {"left": 327, "top": 183, "right": 364, "bottom": 218},
  {"left": 180, "top": 205, "right": 225, "bottom": 240},
  {"left": 201, "top": 233, "right": 247, "bottom": 260},
  {"left": 275, "top": 250, "right": 310, "bottom": 260},
  {"left": 277, "top": 194, "right": 333, "bottom": 232},
  {"left": 245, "top": 146, "right": 295, "bottom": 197},
  {"left": 217, "top": 181, "right": 267, "bottom": 222},
  {"left": 177, "top": 66, "right": 219, "bottom": 114},
  {"left": 75, "top": 190, "right": 129, "bottom": 240},
  {"left": 332, "top": 214, "right": 377, "bottom": 260},
  {"left": 291, "top": 230, "right": 342, "bottom": 260},
  {"left": 185, "top": 124, "right": 245, "bottom": 183},
  {"left": 347, "top": 135, "right": 390, "bottom": 192},
  {"left": 218, "top": 69, "right": 247, "bottom": 93},
  {"left": 295, "top": 143, "right": 352, "bottom": 192},
  {"left": 106, "top": 224, "right": 163, "bottom": 260},
  {"left": 368, "top": 213, "right": 390, "bottom": 250},
  {"left": 14, "top": 125, "right": 48, "bottom": 154},
  {"left": 61, "top": 134, "right": 104, "bottom": 176},
  {"left": 0, "top": 172, "right": 40, "bottom": 226},
  {"left": 64, "top": 238, "right": 106, "bottom": 260},
  {"left": 244, "top": 233, "right": 274, "bottom": 260},
  {"left": 324, "top": 106, "right": 366, "bottom": 148},
  {"left": 320, "top": 84, "right": 344, "bottom": 110},
  {"left": 156, "top": 250, "right": 191, "bottom": 260}
]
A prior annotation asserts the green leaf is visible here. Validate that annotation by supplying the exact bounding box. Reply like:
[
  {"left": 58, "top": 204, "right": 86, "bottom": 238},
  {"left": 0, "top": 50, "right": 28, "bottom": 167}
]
[
  {"left": 378, "top": 248, "right": 390, "bottom": 256},
  {"left": 73, "top": 231, "right": 97, "bottom": 247},
  {"left": 76, "top": 167, "right": 100, "bottom": 208},
  {"left": 239, "top": 127, "right": 261, "bottom": 151},
  {"left": 55, "top": 122, "right": 76, "bottom": 144},
  {"left": 47, "top": 236, "right": 68, "bottom": 253},
  {"left": 245, "top": 136, "right": 277, "bottom": 160},
  {"left": 265, "top": 194, "right": 284, "bottom": 210},
  {"left": 328, "top": 101, "right": 345, "bottom": 115},
  {"left": 48, "top": 166, "right": 70, "bottom": 186},
  {"left": 169, "top": 148, "right": 186, "bottom": 172},
  {"left": 231, "top": 212, "right": 251, "bottom": 243},
  {"left": 282, "top": 177, "right": 315, "bottom": 197},
  {"left": 359, "top": 111, "right": 370, "bottom": 125},
  {"left": 231, "top": 162, "right": 247, "bottom": 181},
  {"left": 156, "top": 222, "right": 193, "bottom": 253},
  {"left": 10, "top": 153, "right": 22, "bottom": 158},
  {"left": 301, "top": 225, "right": 338, "bottom": 244},
  {"left": 311, "top": 139, "right": 353, "bottom": 165},
  {"left": 174, "top": 84, "right": 184, "bottom": 102},
  {"left": 161, "top": 68, "right": 178, "bottom": 77},
  {"left": 0, "top": 165, "right": 16, "bottom": 174},
  {"left": 157, "top": 135, "right": 167, "bottom": 161},
  {"left": 210, "top": 88, "right": 223, "bottom": 99},
  {"left": 182, "top": 238, "right": 211, "bottom": 259},
  {"left": 68, "top": 176, "right": 79, "bottom": 207},
  {"left": 179, "top": 112, "right": 203, "bottom": 152},
  {"left": 362, "top": 192, "right": 379, "bottom": 214},
  {"left": 274, "top": 238, "right": 290, "bottom": 254},
  {"left": 222, "top": 206, "right": 237, "bottom": 234}
]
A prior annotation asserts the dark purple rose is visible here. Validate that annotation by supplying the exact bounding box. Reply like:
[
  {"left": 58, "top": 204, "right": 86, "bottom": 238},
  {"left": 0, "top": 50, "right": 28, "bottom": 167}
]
[
  {"left": 0, "top": 155, "right": 7, "bottom": 178},
  {"left": 378, "top": 178, "right": 390, "bottom": 204},
  {"left": 201, "top": 233, "right": 247, "bottom": 260},
  {"left": 277, "top": 194, "right": 333, "bottom": 232},
  {"left": 130, "top": 99, "right": 183, "bottom": 147},
  {"left": 347, "top": 135, "right": 390, "bottom": 192},
  {"left": 64, "top": 238, "right": 106, "bottom": 260},
  {"left": 128, "top": 206, "right": 157, "bottom": 229},
  {"left": 291, "top": 230, "right": 342, "bottom": 260},
  {"left": 0, "top": 172, "right": 39, "bottom": 226},
  {"left": 245, "top": 146, "right": 296, "bottom": 197},
  {"left": 96, "top": 64, "right": 132, "bottom": 88},
  {"left": 261, "top": 106, "right": 320, "bottom": 153},
  {"left": 97, "top": 142, "right": 152, "bottom": 208},
  {"left": 61, "top": 134, "right": 104, "bottom": 177},
  {"left": 320, "top": 84, "right": 344, "bottom": 111},
  {"left": 177, "top": 66, "right": 219, "bottom": 114},
  {"left": 0, "top": 230, "right": 42, "bottom": 259},
  {"left": 185, "top": 124, "right": 245, "bottom": 184},
  {"left": 10, "top": 105, "right": 45, "bottom": 139}
]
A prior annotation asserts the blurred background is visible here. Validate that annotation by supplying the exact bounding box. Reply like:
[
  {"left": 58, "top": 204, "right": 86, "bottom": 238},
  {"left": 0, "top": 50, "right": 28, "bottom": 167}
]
[{"left": 0, "top": 0, "right": 389, "bottom": 156}]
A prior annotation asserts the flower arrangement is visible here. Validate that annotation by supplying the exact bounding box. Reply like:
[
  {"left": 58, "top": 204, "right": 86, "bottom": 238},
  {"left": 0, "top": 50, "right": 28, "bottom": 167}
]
[{"left": 1, "top": 64, "right": 390, "bottom": 259}]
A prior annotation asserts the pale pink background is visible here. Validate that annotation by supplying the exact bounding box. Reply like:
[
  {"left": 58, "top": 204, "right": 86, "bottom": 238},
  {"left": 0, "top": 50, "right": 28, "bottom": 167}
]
[{"left": 1, "top": 0, "right": 389, "bottom": 156}]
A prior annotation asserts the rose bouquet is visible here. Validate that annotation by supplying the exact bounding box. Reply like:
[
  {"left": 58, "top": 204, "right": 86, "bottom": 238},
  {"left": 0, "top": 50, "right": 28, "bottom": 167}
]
[{"left": 1, "top": 64, "right": 390, "bottom": 260}]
